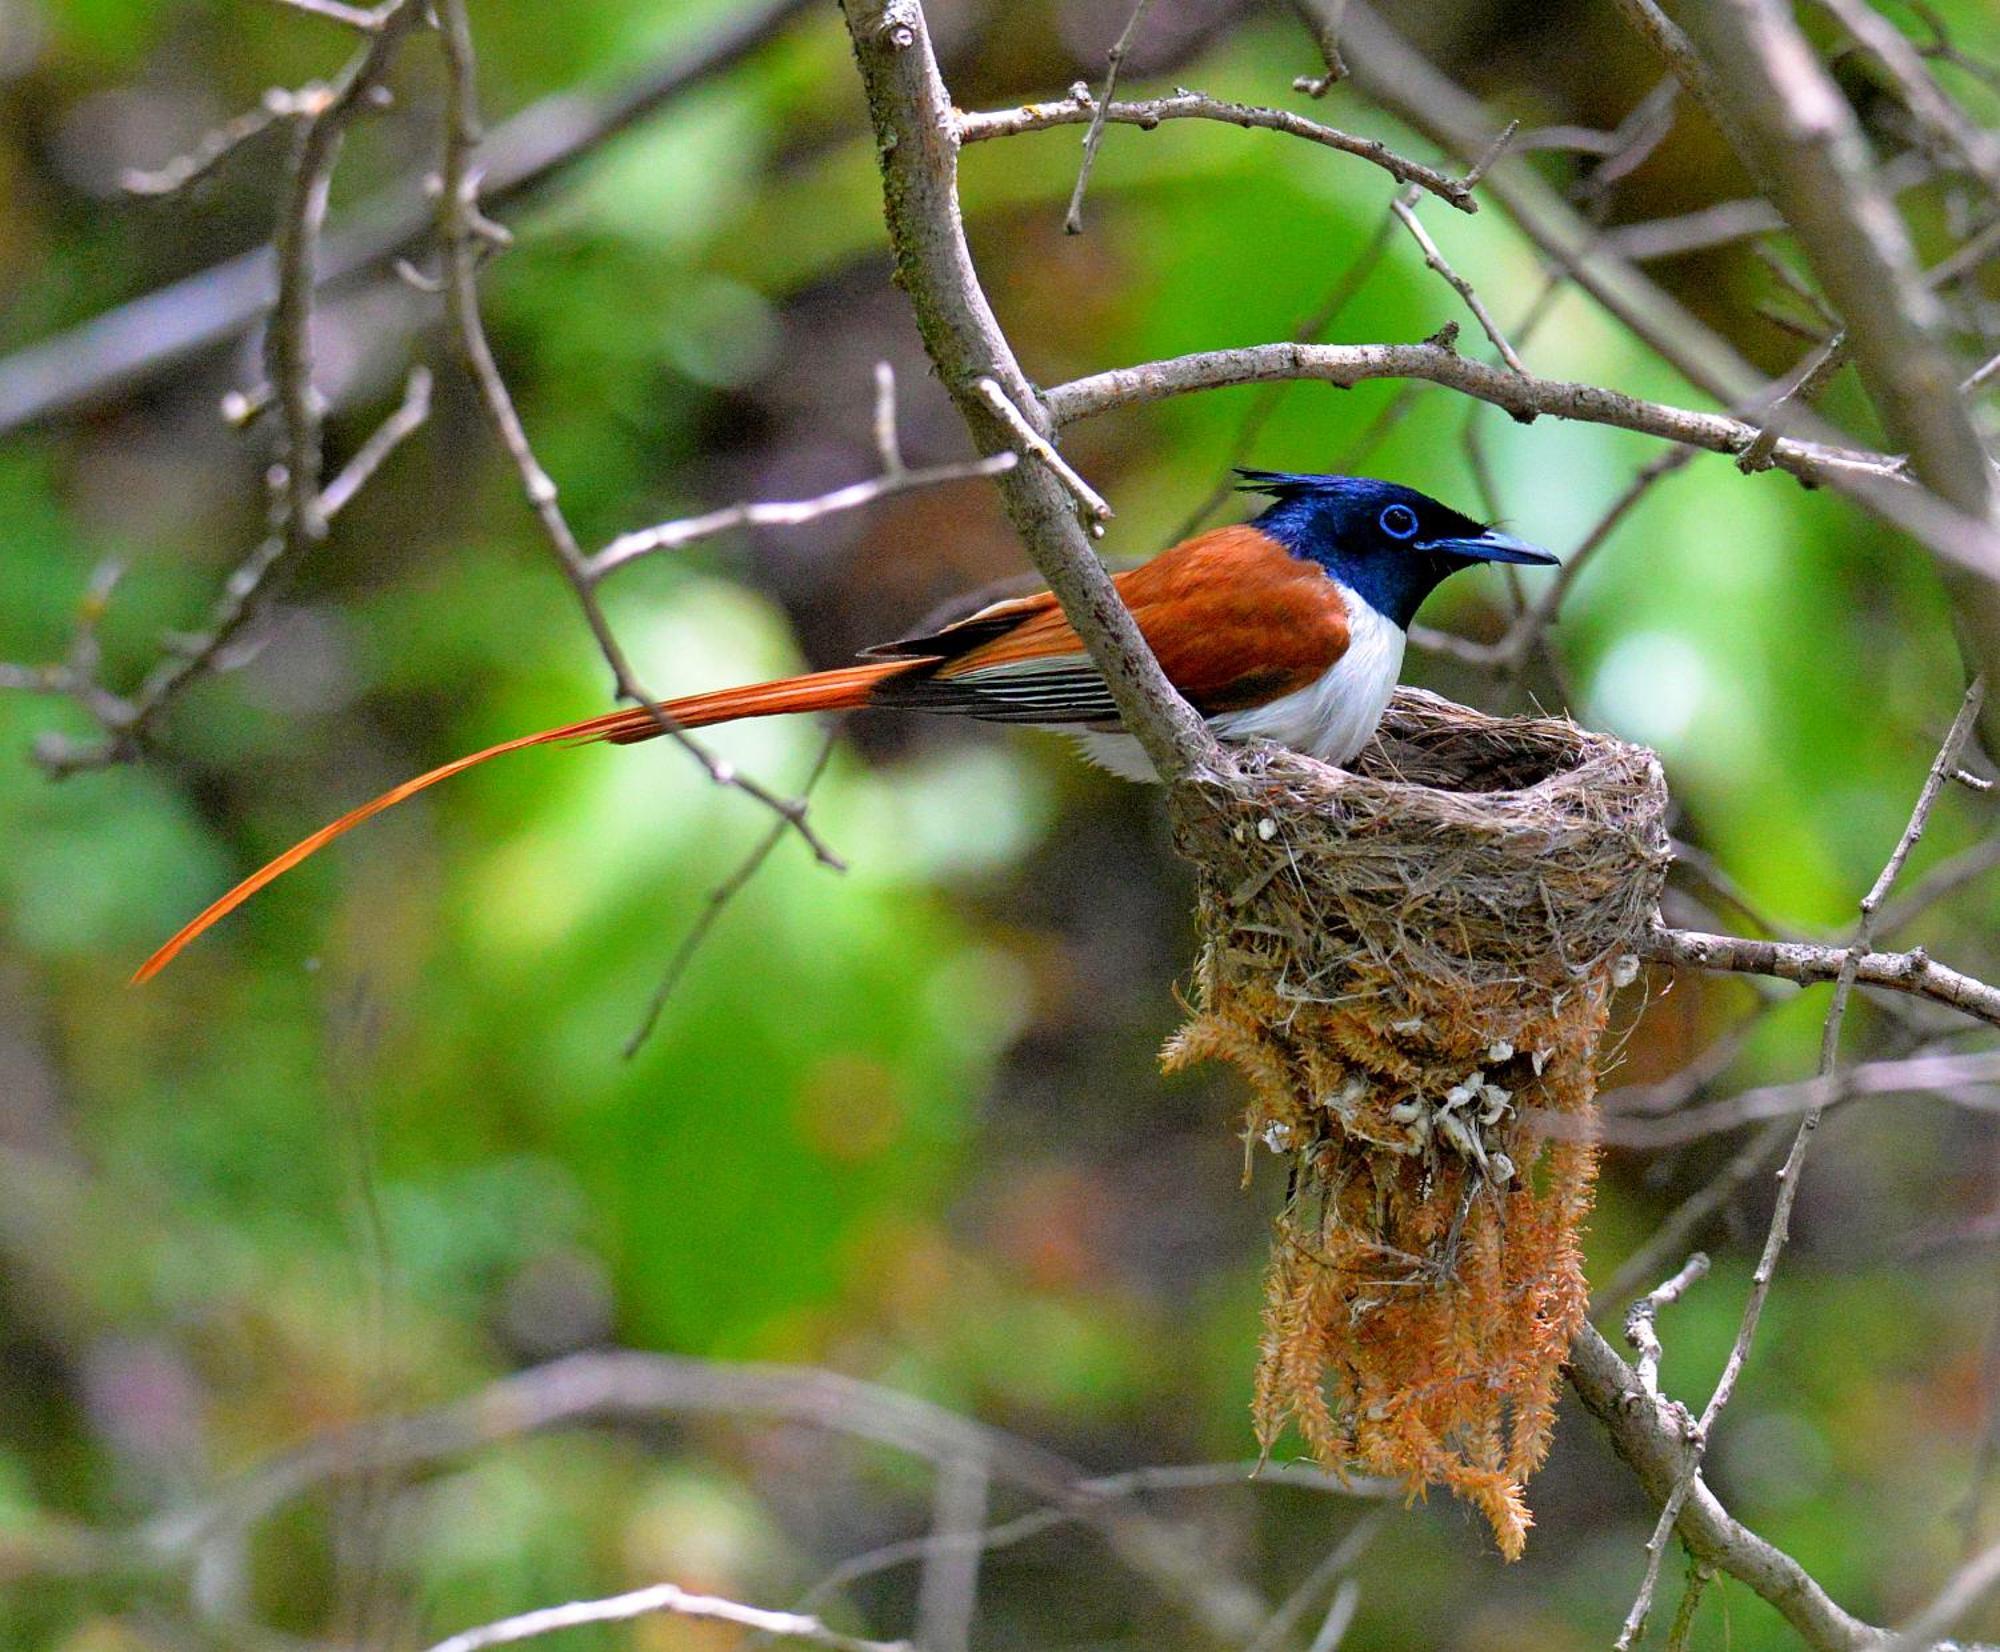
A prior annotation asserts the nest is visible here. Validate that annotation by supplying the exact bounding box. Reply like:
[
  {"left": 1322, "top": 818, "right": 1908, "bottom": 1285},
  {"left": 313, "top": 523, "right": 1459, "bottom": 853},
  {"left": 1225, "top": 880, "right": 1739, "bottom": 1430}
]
[{"left": 1164, "top": 688, "right": 1670, "bottom": 1558}]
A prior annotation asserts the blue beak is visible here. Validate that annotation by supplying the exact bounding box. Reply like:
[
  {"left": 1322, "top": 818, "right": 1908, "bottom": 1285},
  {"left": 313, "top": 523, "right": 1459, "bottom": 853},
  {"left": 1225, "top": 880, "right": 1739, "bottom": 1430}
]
[{"left": 1421, "top": 528, "right": 1559, "bottom": 567}]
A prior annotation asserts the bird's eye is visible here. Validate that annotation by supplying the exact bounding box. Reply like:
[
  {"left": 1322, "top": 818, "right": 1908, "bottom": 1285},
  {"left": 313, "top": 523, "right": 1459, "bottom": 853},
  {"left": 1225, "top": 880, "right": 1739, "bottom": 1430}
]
[{"left": 1379, "top": 503, "right": 1420, "bottom": 540}]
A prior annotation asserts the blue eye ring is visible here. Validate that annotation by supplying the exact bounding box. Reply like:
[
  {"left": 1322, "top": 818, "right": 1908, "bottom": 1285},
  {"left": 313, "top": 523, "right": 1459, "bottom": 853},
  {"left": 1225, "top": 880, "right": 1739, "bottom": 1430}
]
[{"left": 1379, "top": 502, "right": 1420, "bottom": 540}]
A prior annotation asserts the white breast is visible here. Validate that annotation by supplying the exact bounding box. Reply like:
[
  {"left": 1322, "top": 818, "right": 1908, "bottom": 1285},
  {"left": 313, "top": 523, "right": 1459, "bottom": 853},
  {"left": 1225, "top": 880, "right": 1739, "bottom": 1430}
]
[{"left": 1065, "top": 586, "right": 1407, "bottom": 782}]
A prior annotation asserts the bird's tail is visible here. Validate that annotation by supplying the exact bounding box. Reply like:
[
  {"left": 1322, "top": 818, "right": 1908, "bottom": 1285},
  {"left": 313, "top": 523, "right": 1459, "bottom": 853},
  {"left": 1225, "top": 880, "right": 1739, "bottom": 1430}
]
[{"left": 131, "top": 660, "right": 910, "bottom": 984}]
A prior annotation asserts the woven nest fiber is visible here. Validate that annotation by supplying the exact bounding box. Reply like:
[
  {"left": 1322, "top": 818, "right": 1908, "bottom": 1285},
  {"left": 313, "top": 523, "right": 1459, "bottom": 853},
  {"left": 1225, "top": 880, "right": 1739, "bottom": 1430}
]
[{"left": 1163, "top": 688, "right": 1671, "bottom": 1558}]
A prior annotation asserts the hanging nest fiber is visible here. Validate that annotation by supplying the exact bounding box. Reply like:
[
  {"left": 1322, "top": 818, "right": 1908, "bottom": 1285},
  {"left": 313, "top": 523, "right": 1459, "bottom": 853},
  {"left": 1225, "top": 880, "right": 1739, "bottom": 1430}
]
[{"left": 1164, "top": 688, "right": 1670, "bottom": 1558}]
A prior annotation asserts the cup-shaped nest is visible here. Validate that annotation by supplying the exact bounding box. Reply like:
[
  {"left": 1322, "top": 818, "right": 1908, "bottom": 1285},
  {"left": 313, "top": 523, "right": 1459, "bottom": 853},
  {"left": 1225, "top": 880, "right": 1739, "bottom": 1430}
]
[{"left": 1164, "top": 689, "right": 1670, "bottom": 1558}]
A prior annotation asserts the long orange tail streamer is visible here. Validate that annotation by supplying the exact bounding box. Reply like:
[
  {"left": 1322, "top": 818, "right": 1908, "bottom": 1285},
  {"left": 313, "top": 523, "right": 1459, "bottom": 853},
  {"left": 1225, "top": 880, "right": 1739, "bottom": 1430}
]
[{"left": 131, "top": 661, "right": 908, "bottom": 984}]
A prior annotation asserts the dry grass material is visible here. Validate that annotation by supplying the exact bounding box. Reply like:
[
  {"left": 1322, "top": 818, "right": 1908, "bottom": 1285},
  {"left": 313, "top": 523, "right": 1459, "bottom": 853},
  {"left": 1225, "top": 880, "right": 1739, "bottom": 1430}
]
[{"left": 1164, "top": 688, "right": 1670, "bottom": 1558}]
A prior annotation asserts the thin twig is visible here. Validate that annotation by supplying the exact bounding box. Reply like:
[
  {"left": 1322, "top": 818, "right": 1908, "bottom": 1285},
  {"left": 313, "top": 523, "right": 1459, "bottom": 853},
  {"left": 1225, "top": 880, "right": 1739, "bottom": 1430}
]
[
  {"left": 1043, "top": 341, "right": 1932, "bottom": 499},
  {"left": 786, "top": 1460, "right": 1391, "bottom": 1624},
  {"left": 1241, "top": 1516, "right": 1383, "bottom": 1652},
  {"left": 1290, "top": 0, "right": 1350, "bottom": 94},
  {"left": 263, "top": 0, "right": 386, "bottom": 29},
  {"left": 958, "top": 90, "right": 1485, "bottom": 213},
  {"left": 589, "top": 456, "right": 1016, "bottom": 581},
  {"left": 1388, "top": 187, "right": 1527, "bottom": 372},
  {"left": 420, "top": 1582, "right": 910, "bottom": 1652},
  {"left": 1626, "top": 1254, "right": 1712, "bottom": 1405},
  {"left": 15, "top": 361, "right": 433, "bottom": 777},
  {"left": 1616, "top": 678, "right": 1990, "bottom": 1650},
  {"left": 120, "top": 86, "right": 321, "bottom": 196},
  {"left": 1885, "top": 1536, "right": 2000, "bottom": 1652},
  {"left": 432, "top": 0, "right": 841, "bottom": 869},
  {"left": 1665, "top": 1559, "right": 1716, "bottom": 1652},
  {"left": 970, "top": 377, "right": 1113, "bottom": 531},
  {"left": 1584, "top": 1049, "right": 2000, "bottom": 1148},
  {"left": 1064, "top": 0, "right": 1154, "bottom": 234},
  {"left": 1615, "top": 1255, "right": 1713, "bottom": 1649},
  {"left": 1738, "top": 334, "right": 1852, "bottom": 473},
  {"left": 623, "top": 732, "right": 839, "bottom": 1059},
  {"left": 1306, "top": 1580, "right": 1362, "bottom": 1652},
  {"left": 1594, "top": 1118, "right": 1795, "bottom": 1318},
  {"left": 1410, "top": 445, "right": 1693, "bottom": 673},
  {"left": 318, "top": 364, "right": 433, "bottom": 516}
]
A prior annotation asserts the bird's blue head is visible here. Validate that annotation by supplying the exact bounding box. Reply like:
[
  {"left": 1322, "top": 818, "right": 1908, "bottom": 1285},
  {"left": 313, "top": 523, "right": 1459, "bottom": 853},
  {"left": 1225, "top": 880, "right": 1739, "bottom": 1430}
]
[{"left": 1238, "top": 470, "right": 1558, "bottom": 630}]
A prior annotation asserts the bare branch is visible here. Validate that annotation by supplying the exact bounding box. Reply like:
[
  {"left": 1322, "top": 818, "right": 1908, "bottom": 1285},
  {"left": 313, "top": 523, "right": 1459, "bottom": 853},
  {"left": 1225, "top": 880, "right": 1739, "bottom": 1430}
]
[
  {"left": 1388, "top": 188, "right": 1528, "bottom": 372},
  {"left": 1887, "top": 1539, "right": 2000, "bottom": 1652},
  {"left": 1290, "top": 0, "right": 1350, "bottom": 93},
  {"left": 1603, "top": 196, "right": 1790, "bottom": 260},
  {"left": 434, "top": 0, "right": 841, "bottom": 868},
  {"left": 0, "top": 0, "right": 817, "bottom": 434},
  {"left": 1064, "top": 0, "right": 1154, "bottom": 234},
  {"left": 623, "top": 733, "right": 839, "bottom": 1059},
  {"left": 1589, "top": 1049, "right": 2000, "bottom": 1148},
  {"left": 1042, "top": 340, "right": 1920, "bottom": 495},
  {"left": 841, "top": 0, "right": 1217, "bottom": 785},
  {"left": 1666, "top": 0, "right": 2000, "bottom": 747},
  {"left": 119, "top": 85, "right": 317, "bottom": 196},
  {"left": 1804, "top": 0, "right": 2000, "bottom": 200},
  {"left": 1644, "top": 927, "right": 2000, "bottom": 1027},
  {"left": 262, "top": 0, "right": 386, "bottom": 29},
  {"left": 1567, "top": 1323, "right": 1891, "bottom": 1652},
  {"left": 421, "top": 1582, "right": 909, "bottom": 1652},
  {"left": 958, "top": 88, "right": 1484, "bottom": 213},
  {"left": 1617, "top": 680, "right": 1990, "bottom": 1649},
  {"left": 588, "top": 455, "right": 1017, "bottom": 580},
  {"left": 970, "top": 377, "right": 1114, "bottom": 530}
]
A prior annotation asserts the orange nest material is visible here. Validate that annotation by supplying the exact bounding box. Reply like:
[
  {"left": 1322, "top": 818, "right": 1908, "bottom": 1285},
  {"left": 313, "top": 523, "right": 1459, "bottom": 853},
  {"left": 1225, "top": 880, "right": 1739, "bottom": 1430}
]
[{"left": 1164, "top": 689, "right": 1670, "bottom": 1558}]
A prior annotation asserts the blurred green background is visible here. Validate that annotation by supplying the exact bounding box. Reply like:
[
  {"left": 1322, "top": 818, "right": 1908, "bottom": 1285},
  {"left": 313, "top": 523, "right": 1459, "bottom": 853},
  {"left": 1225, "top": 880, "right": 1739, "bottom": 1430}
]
[{"left": 2, "top": 0, "right": 1998, "bottom": 1647}]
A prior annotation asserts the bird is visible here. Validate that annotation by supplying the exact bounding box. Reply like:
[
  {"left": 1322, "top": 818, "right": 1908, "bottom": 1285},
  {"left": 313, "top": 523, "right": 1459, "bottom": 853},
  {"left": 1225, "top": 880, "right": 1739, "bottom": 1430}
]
[{"left": 132, "top": 470, "right": 1556, "bottom": 982}]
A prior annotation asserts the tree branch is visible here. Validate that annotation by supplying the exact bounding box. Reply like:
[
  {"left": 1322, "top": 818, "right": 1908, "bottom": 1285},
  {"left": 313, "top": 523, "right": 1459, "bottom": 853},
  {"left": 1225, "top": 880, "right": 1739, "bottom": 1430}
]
[
  {"left": 433, "top": 0, "right": 841, "bottom": 868},
  {"left": 111, "top": 1350, "right": 1277, "bottom": 1647},
  {"left": 421, "top": 1582, "right": 910, "bottom": 1652},
  {"left": 958, "top": 88, "right": 1482, "bottom": 212},
  {"left": 1568, "top": 1322, "right": 1892, "bottom": 1652},
  {"left": 1643, "top": 925, "right": 2000, "bottom": 1028},
  {"left": 839, "top": 0, "right": 1216, "bottom": 784},
  {"left": 0, "top": 0, "right": 817, "bottom": 433},
  {"left": 1665, "top": 0, "right": 2000, "bottom": 750}
]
